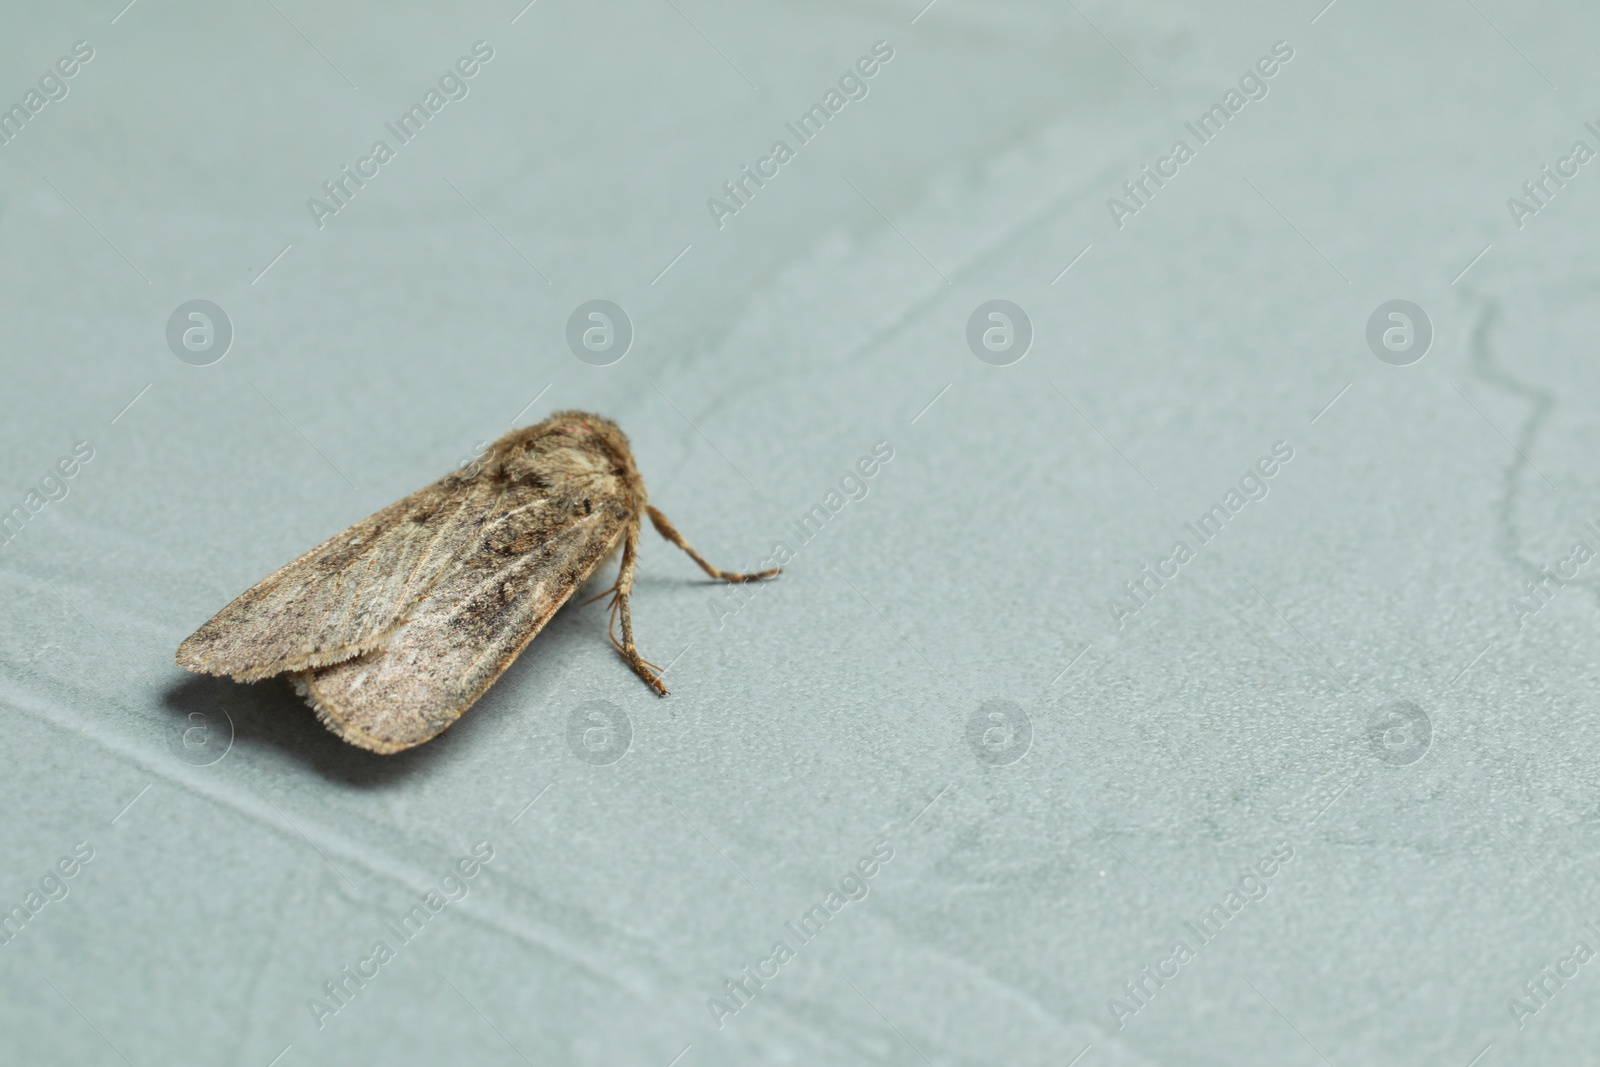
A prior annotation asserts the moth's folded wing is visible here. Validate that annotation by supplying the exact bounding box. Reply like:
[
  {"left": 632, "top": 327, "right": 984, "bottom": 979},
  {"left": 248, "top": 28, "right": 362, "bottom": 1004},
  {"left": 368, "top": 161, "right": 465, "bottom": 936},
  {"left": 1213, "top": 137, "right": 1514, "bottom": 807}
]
[
  {"left": 295, "top": 506, "right": 627, "bottom": 754},
  {"left": 177, "top": 475, "right": 509, "bottom": 682}
]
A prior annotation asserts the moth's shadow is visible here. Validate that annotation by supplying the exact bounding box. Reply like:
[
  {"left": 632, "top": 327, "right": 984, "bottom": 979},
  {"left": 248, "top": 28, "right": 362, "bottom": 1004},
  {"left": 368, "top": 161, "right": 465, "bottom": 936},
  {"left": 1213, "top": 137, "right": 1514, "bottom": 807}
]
[
  {"left": 637, "top": 575, "right": 732, "bottom": 589},
  {"left": 161, "top": 674, "right": 450, "bottom": 788},
  {"left": 635, "top": 573, "right": 782, "bottom": 592}
]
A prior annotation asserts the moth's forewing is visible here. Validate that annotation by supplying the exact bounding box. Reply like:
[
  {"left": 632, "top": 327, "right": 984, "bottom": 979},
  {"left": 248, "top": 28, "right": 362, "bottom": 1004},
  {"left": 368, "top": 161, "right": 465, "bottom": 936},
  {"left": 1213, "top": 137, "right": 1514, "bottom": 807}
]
[
  {"left": 297, "top": 500, "right": 629, "bottom": 753},
  {"left": 175, "top": 475, "right": 499, "bottom": 682}
]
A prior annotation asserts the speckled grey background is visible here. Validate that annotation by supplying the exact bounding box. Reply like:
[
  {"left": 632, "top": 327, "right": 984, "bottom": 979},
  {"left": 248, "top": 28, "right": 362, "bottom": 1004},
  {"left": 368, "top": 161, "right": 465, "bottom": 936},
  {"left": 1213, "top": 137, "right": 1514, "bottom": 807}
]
[{"left": 4, "top": 1, "right": 1600, "bottom": 1064}]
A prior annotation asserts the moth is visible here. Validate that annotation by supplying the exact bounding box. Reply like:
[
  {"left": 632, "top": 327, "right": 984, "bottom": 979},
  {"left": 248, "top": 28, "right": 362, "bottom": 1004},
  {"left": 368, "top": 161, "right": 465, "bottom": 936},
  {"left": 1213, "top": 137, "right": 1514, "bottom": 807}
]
[{"left": 177, "top": 411, "right": 777, "bottom": 753}]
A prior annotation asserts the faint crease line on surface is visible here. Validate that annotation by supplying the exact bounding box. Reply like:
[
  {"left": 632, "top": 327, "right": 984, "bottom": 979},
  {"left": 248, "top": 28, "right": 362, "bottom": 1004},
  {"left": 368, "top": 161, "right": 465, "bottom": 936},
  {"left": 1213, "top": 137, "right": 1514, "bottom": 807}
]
[
  {"left": 1051, "top": 382, "right": 1159, "bottom": 491},
  {"left": 910, "top": 383, "right": 951, "bottom": 425},
  {"left": 1059, "top": 792, "right": 1167, "bottom": 902},
  {"left": 1048, "top": 645, "right": 1090, "bottom": 688},
  {"left": 806, "top": 152, "right": 1147, "bottom": 375},
  {"left": 1, "top": 693, "right": 673, "bottom": 998},
  {"left": 443, "top": 974, "right": 538, "bottom": 1066},
  {"left": 1445, "top": 639, "right": 1494, "bottom": 690},
  {"left": 42, "top": 177, "right": 151, "bottom": 284},
  {"left": 45, "top": 578, "right": 121, "bottom": 660},
  {"left": 841, "top": 575, "right": 952, "bottom": 687},
  {"left": 110, "top": 782, "right": 151, "bottom": 824},
  {"left": 444, "top": 177, "right": 551, "bottom": 284},
  {"left": 266, "top": 0, "right": 359, "bottom": 89},
  {"left": 1243, "top": 977, "right": 1335, "bottom": 1066},
  {"left": 1242, "top": 177, "right": 1349, "bottom": 284},
  {"left": 843, "top": 177, "right": 951, "bottom": 284},
  {"left": 252, "top": 242, "right": 293, "bottom": 285},
  {"left": 659, "top": 642, "right": 694, "bottom": 677},
  {"left": 1306, "top": 782, "right": 1349, "bottom": 826},
  {"left": 909, "top": 783, "right": 951, "bottom": 826},
  {"left": 661, "top": 0, "right": 757, "bottom": 89},
  {"left": 1063, "top": 1, "right": 1157, "bottom": 88},
  {"left": 44, "top": 977, "right": 136, "bottom": 1067},
  {"left": 1051, "top": 243, "right": 1092, "bottom": 284},
  {"left": 1463, "top": 0, "right": 1558, "bottom": 89},
  {"left": 252, "top": 783, "right": 361, "bottom": 894},
  {"left": 1310, "top": 382, "right": 1351, "bottom": 425},
  {"left": 508, "top": 383, "right": 552, "bottom": 428},
  {"left": 652, "top": 243, "right": 692, "bottom": 285},
  {"left": 1454, "top": 788, "right": 1573, "bottom": 913},
  {"left": 511, "top": 782, "right": 554, "bottom": 823},
  {"left": 843, "top": 977, "right": 934, "bottom": 1066},
  {"left": 1242, "top": 576, "right": 1353, "bottom": 687},
  {"left": 250, "top": 381, "right": 362, "bottom": 492},
  {"left": 1452, "top": 243, "right": 1492, "bottom": 286},
  {"left": 650, "top": 779, "right": 759, "bottom": 891},
  {"left": 1451, "top": 382, "right": 1560, "bottom": 491},
  {"left": 651, "top": 383, "right": 763, "bottom": 494}
]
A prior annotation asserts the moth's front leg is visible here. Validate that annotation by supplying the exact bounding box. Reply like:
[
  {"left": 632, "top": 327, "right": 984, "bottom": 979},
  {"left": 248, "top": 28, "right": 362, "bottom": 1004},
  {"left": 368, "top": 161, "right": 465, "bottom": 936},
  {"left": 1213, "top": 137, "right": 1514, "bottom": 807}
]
[
  {"left": 646, "top": 505, "right": 781, "bottom": 583},
  {"left": 609, "top": 517, "right": 668, "bottom": 696}
]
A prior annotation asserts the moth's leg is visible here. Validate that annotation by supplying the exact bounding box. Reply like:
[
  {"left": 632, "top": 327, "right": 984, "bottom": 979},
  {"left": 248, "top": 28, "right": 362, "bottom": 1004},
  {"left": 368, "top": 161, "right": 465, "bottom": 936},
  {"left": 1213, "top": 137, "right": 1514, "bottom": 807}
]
[
  {"left": 610, "top": 517, "right": 668, "bottom": 696},
  {"left": 645, "top": 505, "right": 781, "bottom": 582}
]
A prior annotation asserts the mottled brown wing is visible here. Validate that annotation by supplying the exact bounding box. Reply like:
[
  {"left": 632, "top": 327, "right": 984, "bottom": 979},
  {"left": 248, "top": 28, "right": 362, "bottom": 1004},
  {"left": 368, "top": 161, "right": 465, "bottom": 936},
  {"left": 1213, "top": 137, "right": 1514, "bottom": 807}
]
[
  {"left": 293, "top": 501, "right": 629, "bottom": 753},
  {"left": 177, "top": 471, "right": 508, "bottom": 682}
]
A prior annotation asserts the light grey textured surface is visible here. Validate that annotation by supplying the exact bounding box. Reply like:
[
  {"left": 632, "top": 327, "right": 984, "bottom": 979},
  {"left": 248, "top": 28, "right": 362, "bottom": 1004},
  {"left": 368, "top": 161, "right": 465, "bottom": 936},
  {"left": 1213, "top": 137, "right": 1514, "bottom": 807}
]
[{"left": 4, "top": 1, "right": 1600, "bottom": 1064}]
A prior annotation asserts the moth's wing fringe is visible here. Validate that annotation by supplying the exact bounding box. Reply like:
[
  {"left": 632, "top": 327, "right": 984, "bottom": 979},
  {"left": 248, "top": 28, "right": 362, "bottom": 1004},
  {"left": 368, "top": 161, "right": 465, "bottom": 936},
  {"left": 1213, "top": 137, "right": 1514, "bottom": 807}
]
[
  {"left": 291, "top": 672, "right": 413, "bottom": 755},
  {"left": 186, "top": 620, "right": 408, "bottom": 684}
]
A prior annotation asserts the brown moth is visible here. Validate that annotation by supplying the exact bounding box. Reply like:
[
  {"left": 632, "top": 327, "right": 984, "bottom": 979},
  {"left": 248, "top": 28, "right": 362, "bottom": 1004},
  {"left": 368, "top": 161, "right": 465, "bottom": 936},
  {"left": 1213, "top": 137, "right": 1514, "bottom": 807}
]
[{"left": 176, "top": 411, "right": 777, "bottom": 754}]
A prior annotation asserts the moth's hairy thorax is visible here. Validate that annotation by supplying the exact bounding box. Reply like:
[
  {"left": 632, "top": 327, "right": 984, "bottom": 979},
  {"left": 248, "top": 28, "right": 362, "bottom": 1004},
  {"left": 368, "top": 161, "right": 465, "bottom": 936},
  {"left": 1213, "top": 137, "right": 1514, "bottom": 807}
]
[{"left": 468, "top": 415, "right": 645, "bottom": 526}]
